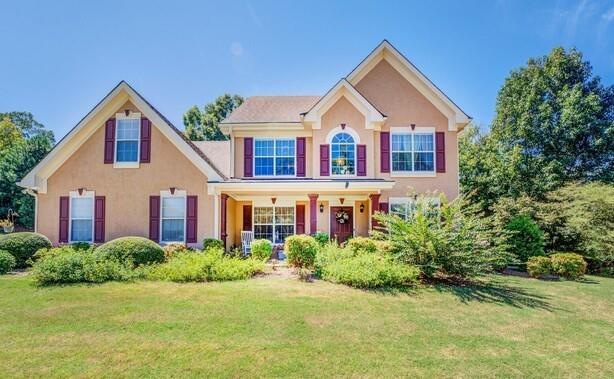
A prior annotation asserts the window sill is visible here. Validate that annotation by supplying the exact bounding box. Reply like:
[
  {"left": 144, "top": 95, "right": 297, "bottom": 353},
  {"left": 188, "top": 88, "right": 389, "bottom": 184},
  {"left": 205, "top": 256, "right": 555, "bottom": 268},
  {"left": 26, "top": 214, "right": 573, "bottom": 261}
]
[
  {"left": 113, "top": 162, "right": 140, "bottom": 169},
  {"left": 390, "top": 172, "right": 437, "bottom": 178}
]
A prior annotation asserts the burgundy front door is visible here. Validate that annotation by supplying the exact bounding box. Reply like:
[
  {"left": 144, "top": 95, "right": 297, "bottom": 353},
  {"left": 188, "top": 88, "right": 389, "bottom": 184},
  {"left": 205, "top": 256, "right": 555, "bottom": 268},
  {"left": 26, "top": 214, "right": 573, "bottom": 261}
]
[{"left": 330, "top": 206, "right": 353, "bottom": 244}]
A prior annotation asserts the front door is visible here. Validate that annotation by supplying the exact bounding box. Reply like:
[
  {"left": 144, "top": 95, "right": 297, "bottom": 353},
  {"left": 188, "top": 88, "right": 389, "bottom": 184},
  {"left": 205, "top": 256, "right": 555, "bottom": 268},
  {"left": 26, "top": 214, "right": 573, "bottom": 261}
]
[{"left": 330, "top": 206, "right": 353, "bottom": 244}]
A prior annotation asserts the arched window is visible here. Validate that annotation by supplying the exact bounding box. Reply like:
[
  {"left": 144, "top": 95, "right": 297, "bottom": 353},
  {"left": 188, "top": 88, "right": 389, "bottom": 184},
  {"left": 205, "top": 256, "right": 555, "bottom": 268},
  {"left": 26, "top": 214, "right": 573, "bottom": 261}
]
[{"left": 331, "top": 132, "right": 355, "bottom": 175}]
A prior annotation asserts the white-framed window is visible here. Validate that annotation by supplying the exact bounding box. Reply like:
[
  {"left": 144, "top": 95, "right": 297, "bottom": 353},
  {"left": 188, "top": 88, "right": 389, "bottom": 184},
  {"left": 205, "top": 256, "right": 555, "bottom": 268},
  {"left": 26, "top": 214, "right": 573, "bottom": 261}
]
[
  {"left": 160, "top": 190, "right": 186, "bottom": 243},
  {"left": 331, "top": 132, "right": 356, "bottom": 175},
  {"left": 253, "top": 206, "right": 295, "bottom": 244},
  {"left": 254, "top": 138, "right": 296, "bottom": 176},
  {"left": 389, "top": 197, "right": 441, "bottom": 220},
  {"left": 115, "top": 112, "right": 141, "bottom": 165},
  {"left": 69, "top": 191, "right": 94, "bottom": 243},
  {"left": 391, "top": 128, "right": 435, "bottom": 173}
]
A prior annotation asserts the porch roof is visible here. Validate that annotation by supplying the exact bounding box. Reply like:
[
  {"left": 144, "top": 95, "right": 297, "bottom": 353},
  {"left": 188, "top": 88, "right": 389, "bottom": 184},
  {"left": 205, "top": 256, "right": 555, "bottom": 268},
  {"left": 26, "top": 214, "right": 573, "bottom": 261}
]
[{"left": 207, "top": 178, "right": 395, "bottom": 195}]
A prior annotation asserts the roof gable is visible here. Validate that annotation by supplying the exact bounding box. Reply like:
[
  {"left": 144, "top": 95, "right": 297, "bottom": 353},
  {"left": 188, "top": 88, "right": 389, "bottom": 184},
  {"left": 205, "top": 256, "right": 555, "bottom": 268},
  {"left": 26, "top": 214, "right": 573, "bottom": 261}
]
[
  {"left": 20, "top": 81, "right": 225, "bottom": 193},
  {"left": 347, "top": 40, "right": 471, "bottom": 130}
]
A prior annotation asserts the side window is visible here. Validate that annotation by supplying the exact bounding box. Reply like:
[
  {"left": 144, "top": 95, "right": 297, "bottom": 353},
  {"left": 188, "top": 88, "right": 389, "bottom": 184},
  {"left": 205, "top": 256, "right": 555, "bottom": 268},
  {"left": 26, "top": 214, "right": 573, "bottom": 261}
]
[
  {"left": 115, "top": 116, "right": 140, "bottom": 163},
  {"left": 161, "top": 194, "right": 186, "bottom": 243},
  {"left": 391, "top": 131, "right": 434, "bottom": 173},
  {"left": 70, "top": 192, "right": 94, "bottom": 242}
]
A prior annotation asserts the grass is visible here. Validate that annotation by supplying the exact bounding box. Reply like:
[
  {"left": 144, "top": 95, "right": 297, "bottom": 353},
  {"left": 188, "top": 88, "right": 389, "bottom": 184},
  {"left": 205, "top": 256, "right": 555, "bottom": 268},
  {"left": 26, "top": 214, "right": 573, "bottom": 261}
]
[{"left": 1, "top": 274, "right": 613, "bottom": 378}]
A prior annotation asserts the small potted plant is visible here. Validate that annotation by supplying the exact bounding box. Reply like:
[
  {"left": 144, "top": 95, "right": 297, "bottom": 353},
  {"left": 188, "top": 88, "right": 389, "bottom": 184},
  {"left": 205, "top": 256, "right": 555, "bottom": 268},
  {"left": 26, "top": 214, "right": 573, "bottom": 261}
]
[{"left": 0, "top": 219, "right": 14, "bottom": 233}]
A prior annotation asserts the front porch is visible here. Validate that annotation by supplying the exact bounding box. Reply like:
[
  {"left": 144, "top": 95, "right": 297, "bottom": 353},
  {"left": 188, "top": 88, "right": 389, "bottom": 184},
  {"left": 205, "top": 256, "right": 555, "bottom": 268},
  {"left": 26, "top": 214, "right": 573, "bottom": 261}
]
[{"left": 208, "top": 179, "right": 395, "bottom": 249}]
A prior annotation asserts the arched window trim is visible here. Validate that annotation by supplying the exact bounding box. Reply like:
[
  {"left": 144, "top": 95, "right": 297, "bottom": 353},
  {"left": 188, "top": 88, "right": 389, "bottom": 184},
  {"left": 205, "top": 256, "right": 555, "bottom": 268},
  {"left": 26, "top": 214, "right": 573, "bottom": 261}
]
[{"left": 327, "top": 126, "right": 359, "bottom": 177}]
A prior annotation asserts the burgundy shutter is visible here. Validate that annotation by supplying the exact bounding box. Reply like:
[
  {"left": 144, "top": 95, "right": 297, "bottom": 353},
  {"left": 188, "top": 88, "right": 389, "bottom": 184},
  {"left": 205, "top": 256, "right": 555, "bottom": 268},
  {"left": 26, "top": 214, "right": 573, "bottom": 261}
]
[
  {"left": 186, "top": 195, "right": 197, "bottom": 243},
  {"left": 149, "top": 196, "right": 160, "bottom": 242},
  {"left": 296, "top": 137, "right": 306, "bottom": 177},
  {"left": 59, "top": 196, "right": 69, "bottom": 243},
  {"left": 296, "top": 204, "right": 306, "bottom": 235},
  {"left": 380, "top": 132, "right": 390, "bottom": 173},
  {"left": 104, "top": 118, "right": 115, "bottom": 164},
  {"left": 380, "top": 202, "right": 389, "bottom": 214},
  {"left": 244, "top": 137, "right": 253, "bottom": 177},
  {"left": 435, "top": 132, "right": 446, "bottom": 173},
  {"left": 242, "top": 205, "right": 252, "bottom": 231},
  {"left": 140, "top": 118, "right": 151, "bottom": 163},
  {"left": 94, "top": 196, "right": 105, "bottom": 243},
  {"left": 357, "top": 144, "right": 367, "bottom": 176},
  {"left": 320, "top": 144, "right": 330, "bottom": 176}
]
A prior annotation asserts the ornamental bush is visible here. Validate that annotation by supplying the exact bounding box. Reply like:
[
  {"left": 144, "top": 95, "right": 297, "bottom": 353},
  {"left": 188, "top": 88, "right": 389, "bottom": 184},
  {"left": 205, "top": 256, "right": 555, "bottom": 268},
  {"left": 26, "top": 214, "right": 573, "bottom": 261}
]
[
  {"left": 315, "top": 244, "right": 419, "bottom": 289},
  {"left": 0, "top": 250, "right": 16, "bottom": 274},
  {"left": 95, "top": 237, "right": 164, "bottom": 267},
  {"left": 0, "top": 232, "right": 52, "bottom": 268},
  {"left": 251, "top": 239, "right": 272, "bottom": 261},
  {"left": 550, "top": 252, "right": 587, "bottom": 279},
  {"left": 285, "top": 234, "right": 319, "bottom": 268},
  {"left": 31, "top": 247, "right": 135, "bottom": 285},
  {"left": 346, "top": 237, "right": 378, "bottom": 254},
  {"left": 163, "top": 243, "right": 192, "bottom": 260},
  {"left": 147, "top": 249, "right": 264, "bottom": 282},
  {"left": 527, "top": 256, "right": 552, "bottom": 278},
  {"left": 312, "top": 231, "right": 330, "bottom": 246},
  {"left": 203, "top": 238, "right": 224, "bottom": 251},
  {"left": 505, "top": 215, "right": 545, "bottom": 263}
]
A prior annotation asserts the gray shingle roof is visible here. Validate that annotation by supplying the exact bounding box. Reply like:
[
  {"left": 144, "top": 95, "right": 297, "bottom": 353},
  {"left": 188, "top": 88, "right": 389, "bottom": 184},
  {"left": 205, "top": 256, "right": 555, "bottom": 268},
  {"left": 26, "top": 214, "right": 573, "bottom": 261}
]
[{"left": 221, "top": 96, "right": 321, "bottom": 124}]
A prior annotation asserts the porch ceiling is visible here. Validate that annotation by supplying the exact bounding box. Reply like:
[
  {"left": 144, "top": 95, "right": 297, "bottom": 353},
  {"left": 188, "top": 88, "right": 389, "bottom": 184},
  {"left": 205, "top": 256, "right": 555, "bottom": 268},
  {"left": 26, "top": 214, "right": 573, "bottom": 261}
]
[{"left": 207, "top": 179, "right": 394, "bottom": 196}]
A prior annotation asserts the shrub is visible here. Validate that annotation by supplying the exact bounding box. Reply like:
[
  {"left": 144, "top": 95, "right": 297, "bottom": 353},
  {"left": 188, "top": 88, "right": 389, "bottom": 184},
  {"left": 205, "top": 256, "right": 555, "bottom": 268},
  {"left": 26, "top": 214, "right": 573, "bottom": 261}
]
[
  {"left": 346, "top": 237, "right": 378, "bottom": 254},
  {"left": 251, "top": 239, "right": 272, "bottom": 261},
  {"left": 95, "top": 237, "right": 164, "bottom": 267},
  {"left": 31, "top": 247, "right": 134, "bottom": 285},
  {"left": 163, "top": 243, "right": 192, "bottom": 260},
  {"left": 315, "top": 244, "right": 419, "bottom": 289},
  {"left": 147, "top": 249, "right": 264, "bottom": 282},
  {"left": 505, "top": 215, "right": 545, "bottom": 263},
  {"left": 550, "top": 252, "right": 587, "bottom": 279},
  {"left": 285, "top": 234, "right": 319, "bottom": 268},
  {"left": 71, "top": 242, "right": 93, "bottom": 251},
  {"left": 0, "top": 232, "right": 52, "bottom": 268},
  {"left": 203, "top": 238, "right": 224, "bottom": 251},
  {"left": 0, "top": 250, "right": 16, "bottom": 274},
  {"left": 312, "top": 231, "right": 329, "bottom": 246},
  {"left": 527, "top": 256, "right": 552, "bottom": 278},
  {"left": 373, "top": 196, "right": 511, "bottom": 278}
]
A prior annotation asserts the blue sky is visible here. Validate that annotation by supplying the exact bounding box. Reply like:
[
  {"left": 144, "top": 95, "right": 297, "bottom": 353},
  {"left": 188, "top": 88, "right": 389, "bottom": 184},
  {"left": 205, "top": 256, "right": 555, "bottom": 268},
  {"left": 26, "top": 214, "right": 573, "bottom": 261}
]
[{"left": 1, "top": 0, "right": 613, "bottom": 139}]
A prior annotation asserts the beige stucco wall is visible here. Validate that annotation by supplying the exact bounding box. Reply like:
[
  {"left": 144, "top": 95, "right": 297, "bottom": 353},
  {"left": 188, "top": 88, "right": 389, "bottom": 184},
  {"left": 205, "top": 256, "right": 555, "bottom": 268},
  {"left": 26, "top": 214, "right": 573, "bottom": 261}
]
[
  {"left": 37, "top": 101, "right": 215, "bottom": 245},
  {"left": 355, "top": 59, "right": 460, "bottom": 200},
  {"left": 354, "top": 200, "right": 369, "bottom": 237}
]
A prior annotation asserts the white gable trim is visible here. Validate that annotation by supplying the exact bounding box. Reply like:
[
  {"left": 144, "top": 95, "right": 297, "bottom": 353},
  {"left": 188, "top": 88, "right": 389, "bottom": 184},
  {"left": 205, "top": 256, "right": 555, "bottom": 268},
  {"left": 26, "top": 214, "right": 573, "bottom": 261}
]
[
  {"left": 302, "top": 79, "right": 386, "bottom": 131},
  {"left": 19, "top": 81, "right": 223, "bottom": 193},
  {"left": 346, "top": 40, "right": 471, "bottom": 131}
]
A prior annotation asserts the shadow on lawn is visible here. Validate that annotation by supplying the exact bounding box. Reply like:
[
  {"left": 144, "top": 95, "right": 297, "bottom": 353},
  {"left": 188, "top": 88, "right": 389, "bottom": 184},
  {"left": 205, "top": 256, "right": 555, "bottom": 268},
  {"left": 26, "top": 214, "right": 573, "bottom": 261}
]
[{"left": 432, "top": 277, "right": 557, "bottom": 311}]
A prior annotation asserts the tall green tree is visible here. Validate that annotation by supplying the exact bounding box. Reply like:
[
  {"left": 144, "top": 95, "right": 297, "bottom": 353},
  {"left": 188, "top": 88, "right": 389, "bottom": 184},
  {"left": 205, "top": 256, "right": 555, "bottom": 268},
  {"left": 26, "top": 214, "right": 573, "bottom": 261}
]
[
  {"left": 0, "top": 112, "right": 54, "bottom": 228},
  {"left": 183, "top": 94, "right": 243, "bottom": 141}
]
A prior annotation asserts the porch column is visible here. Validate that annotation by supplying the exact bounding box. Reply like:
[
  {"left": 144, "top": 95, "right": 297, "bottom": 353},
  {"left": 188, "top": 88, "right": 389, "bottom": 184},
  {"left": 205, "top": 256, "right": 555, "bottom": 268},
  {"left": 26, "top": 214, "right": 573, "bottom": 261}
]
[
  {"left": 220, "top": 194, "right": 229, "bottom": 247},
  {"left": 308, "top": 194, "right": 319, "bottom": 234},
  {"left": 369, "top": 193, "right": 381, "bottom": 230}
]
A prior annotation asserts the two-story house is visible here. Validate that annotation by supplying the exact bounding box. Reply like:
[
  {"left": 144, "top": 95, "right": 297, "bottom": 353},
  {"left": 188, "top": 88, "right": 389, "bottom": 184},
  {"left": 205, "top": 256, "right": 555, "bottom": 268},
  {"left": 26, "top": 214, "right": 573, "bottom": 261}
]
[{"left": 19, "top": 40, "right": 470, "bottom": 247}]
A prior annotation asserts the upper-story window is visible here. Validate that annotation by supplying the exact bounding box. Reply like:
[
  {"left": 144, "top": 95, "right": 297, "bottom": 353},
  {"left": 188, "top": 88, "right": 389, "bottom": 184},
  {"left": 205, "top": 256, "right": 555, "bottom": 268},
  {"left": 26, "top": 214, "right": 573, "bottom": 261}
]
[
  {"left": 254, "top": 138, "right": 295, "bottom": 176},
  {"left": 391, "top": 129, "right": 434, "bottom": 173},
  {"left": 115, "top": 114, "right": 140, "bottom": 163},
  {"left": 331, "top": 132, "right": 355, "bottom": 175}
]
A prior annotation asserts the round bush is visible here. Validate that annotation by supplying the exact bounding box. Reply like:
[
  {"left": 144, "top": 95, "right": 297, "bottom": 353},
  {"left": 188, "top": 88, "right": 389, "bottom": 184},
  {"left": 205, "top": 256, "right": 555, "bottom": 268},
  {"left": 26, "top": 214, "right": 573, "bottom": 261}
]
[
  {"left": 203, "top": 238, "right": 224, "bottom": 251},
  {"left": 251, "top": 239, "right": 272, "bottom": 261},
  {"left": 550, "top": 252, "right": 587, "bottom": 279},
  {"left": 312, "top": 231, "right": 330, "bottom": 246},
  {"left": 505, "top": 215, "right": 545, "bottom": 263},
  {"left": 285, "top": 234, "right": 319, "bottom": 268},
  {"left": 95, "top": 237, "right": 164, "bottom": 266},
  {"left": 0, "top": 232, "right": 52, "bottom": 268},
  {"left": 527, "top": 256, "right": 552, "bottom": 278},
  {"left": 347, "top": 237, "right": 378, "bottom": 254},
  {"left": 0, "top": 250, "right": 16, "bottom": 274}
]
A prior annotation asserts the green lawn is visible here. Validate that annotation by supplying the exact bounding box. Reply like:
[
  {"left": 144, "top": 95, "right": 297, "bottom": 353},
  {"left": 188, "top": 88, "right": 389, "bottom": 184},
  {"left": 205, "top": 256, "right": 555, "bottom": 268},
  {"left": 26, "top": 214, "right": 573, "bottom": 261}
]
[{"left": 1, "top": 274, "right": 613, "bottom": 378}]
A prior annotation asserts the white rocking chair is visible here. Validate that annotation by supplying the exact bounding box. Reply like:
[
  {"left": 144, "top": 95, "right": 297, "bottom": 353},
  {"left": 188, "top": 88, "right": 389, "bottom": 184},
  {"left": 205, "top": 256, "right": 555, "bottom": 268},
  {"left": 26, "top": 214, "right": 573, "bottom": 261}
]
[{"left": 241, "top": 231, "right": 253, "bottom": 256}]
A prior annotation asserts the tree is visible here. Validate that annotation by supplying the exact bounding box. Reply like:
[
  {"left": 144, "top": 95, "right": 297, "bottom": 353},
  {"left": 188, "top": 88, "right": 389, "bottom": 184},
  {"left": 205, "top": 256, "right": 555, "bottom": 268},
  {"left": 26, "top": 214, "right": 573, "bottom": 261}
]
[
  {"left": 491, "top": 47, "right": 614, "bottom": 188},
  {"left": 183, "top": 94, "right": 243, "bottom": 141},
  {"left": 0, "top": 112, "right": 54, "bottom": 228}
]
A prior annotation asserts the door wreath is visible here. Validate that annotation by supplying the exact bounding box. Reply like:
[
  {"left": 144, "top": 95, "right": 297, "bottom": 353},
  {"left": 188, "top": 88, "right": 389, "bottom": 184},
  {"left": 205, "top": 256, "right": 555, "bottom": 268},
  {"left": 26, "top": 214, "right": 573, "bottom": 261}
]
[{"left": 335, "top": 209, "right": 350, "bottom": 224}]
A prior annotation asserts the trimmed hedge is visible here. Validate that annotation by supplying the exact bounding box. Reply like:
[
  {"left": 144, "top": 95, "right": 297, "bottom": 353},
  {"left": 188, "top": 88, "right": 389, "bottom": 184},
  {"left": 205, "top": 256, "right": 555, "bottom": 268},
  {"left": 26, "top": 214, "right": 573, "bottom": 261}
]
[
  {"left": 95, "top": 237, "right": 164, "bottom": 267},
  {"left": 251, "top": 239, "right": 272, "bottom": 261},
  {"left": 550, "top": 252, "right": 587, "bottom": 279},
  {"left": 0, "top": 232, "right": 52, "bottom": 268},
  {"left": 285, "top": 235, "right": 319, "bottom": 268},
  {"left": 527, "top": 256, "right": 552, "bottom": 278},
  {"left": 203, "top": 238, "right": 224, "bottom": 251},
  {"left": 0, "top": 250, "right": 16, "bottom": 274}
]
